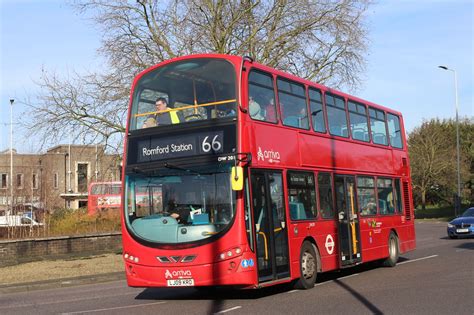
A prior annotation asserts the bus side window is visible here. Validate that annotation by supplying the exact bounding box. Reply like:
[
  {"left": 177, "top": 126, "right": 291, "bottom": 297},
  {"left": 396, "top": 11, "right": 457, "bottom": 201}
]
[
  {"left": 287, "top": 171, "right": 316, "bottom": 220},
  {"left": 248, "top": 70, "right": 278, "bottom": 123},
  {"left": 378, "top": 178, "right": 395, "bottom": 215},
  {"left": 308, "top": 88, "right": 326, "bottom": 133},
  {"left": 394, "top": 179, "right": 402, "bottom": 214},
  {"left": 318, "top": 172, "right": 335, "bottom": 219},
  {"left": 277, "top": 78, "right": 309, "bottom": 130},
  {"left": 348, "top": 101, "right": 370, "bottom": 142},
  {"left": 357, "top": 176, "right": 376, "bottom": 216},
  {"left": 326, "top": 93, "right": 349, "bottom": 138},
  {"left": 369, "top": 108, "right": 388, "bottom": 145},
  {"left": 387, "top": 113, "right": 403, "bottom": 148}
]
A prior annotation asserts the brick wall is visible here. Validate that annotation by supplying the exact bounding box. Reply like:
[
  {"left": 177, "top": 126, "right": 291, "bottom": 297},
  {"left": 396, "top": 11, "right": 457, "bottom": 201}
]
[{"left": 0, "top": 232, "right": 122, "bottom": 267}]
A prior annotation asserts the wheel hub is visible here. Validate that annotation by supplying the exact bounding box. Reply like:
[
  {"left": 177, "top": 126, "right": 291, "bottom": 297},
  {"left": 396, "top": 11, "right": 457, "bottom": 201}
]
[{"left": 301, "top": 251, "right": 316, "bottom": 279}]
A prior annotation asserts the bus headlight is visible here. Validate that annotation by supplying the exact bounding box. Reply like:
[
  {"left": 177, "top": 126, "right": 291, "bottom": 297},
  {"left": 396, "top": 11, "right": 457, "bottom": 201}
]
[
  {"left": 124, "top": 252, "right": 140, "bottom": 263},
  {"left": 217, "top": 247, "right": 243, "bottom": 261}
]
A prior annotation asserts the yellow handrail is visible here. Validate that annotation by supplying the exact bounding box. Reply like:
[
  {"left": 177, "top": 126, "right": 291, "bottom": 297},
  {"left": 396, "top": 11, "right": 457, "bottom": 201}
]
[
  {"left": 349, "top": 185, "right": 358, "bottom": 255},
  {"left": 134, "top": 99, "right": 237, "bottom": 118},
  {"left": 257, "top": 231, "right": 268, "bottom": 261}
]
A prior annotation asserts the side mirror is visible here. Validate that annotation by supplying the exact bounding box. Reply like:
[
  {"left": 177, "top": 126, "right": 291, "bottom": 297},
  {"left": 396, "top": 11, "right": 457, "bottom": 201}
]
[{"left": 231, "top": 166, "right": 243, "bottom": 191}]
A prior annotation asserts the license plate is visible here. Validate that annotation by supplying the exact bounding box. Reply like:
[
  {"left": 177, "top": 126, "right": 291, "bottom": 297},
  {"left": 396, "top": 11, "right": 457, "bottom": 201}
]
[
  {"left": 167, "top": 279, "right": 194, "bottom": 287},
  {"left": 456, "top": 228, "right": 469, "bottom": 233}
]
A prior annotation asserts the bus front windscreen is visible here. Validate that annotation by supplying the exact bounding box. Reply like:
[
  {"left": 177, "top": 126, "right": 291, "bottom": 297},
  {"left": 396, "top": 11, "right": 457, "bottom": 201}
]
[
  {"left": 125, "top": 164, "right": 236, "bottom": 244},
  {"left": 130, "top": 58, "right": 237, "bottom": 130}
]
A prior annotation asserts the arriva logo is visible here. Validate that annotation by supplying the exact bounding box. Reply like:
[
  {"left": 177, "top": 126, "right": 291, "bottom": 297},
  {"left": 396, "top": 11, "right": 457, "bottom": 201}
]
[
  {"left": 257, "top": 146, "right": 281, "bottom": 163},
  {"left": 165, "top": 269, "right": 192, "bottom": 279}
]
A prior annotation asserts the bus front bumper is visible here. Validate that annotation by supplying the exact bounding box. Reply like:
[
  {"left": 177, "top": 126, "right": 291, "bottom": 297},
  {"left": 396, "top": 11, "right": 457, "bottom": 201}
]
[{"left": 124, "top": 255, "right": 257, "bottom": 288}]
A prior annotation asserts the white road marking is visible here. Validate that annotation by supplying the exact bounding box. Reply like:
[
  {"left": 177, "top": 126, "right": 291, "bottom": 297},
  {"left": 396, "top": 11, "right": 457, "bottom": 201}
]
[
  {"left": 61, "top": 301, "right": 166, "bottom": 314},
  {"left": 214, "top": 306, "right": 242, "bottom": 314},
  {"left": 398, "top": 255, "right": 438, "bottom": 265},
  {"left": 287, "top": 289, "right": 299, "bottom": 294}
]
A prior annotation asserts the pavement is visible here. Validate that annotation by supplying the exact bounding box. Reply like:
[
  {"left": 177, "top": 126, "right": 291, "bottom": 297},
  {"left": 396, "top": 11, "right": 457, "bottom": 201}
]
[{"left": 0, "top": 253, "right": 125, "bottom": 294}]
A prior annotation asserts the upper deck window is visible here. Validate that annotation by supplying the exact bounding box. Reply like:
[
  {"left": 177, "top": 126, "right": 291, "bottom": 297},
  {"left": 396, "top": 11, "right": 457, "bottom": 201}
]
[
  {"left": 387, "top": 113, "right": 403, "bottom": 149},
  {"left": 309, "top": 88, "right": 326, "bottom": 133},
  {"left": 326, "top": 93, "right": 349, "bottom": 138},
  {"left": 130, "top": 58, "right": 236, "bottom": 130},
  {"left": 369, "top": 108, "right": 388, "bottom": 145},
  {"left": 348, "top": 101, "right": 369, "bottom": 142},
  {"left": 248, "top": 71, "right": 277, "bottom": 123},
  {"left": 277, "top": 79, "right": 309, "bottom": 130}
]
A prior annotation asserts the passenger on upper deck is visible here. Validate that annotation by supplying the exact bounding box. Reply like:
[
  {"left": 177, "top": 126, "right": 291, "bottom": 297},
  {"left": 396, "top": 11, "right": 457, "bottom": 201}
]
[
  {"left": 142, "top": 97, "right": 184, "bottom": 128},
  {"left": 248, "top": 96, "right": 264, "bottom": 120}
]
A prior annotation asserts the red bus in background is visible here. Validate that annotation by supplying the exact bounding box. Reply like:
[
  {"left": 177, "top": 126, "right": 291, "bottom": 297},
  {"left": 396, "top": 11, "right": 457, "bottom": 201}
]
[
  {"left": 88, "top": 182, "right": 122, "bottom": 215},
  {"left": 121, "top": 54, "right": 415, "bottom": 290}
]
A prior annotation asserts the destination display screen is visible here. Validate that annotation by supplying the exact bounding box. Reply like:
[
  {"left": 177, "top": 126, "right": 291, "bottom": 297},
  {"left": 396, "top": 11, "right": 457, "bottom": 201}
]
[{"left": 127, "top": 125, "right": 236, "bottom": 165}]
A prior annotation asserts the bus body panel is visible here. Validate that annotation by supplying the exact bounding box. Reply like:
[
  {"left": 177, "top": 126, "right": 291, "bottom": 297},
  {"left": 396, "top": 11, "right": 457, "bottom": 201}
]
[
  {"left": 246, "top": 122, "right": 399, "bottom": 175},
  {"left": 124, "top": 251, "right": 257, "bottom": 287}
]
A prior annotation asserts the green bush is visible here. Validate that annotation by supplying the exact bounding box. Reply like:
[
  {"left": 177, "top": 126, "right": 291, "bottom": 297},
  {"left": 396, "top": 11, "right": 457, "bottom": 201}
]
[
  {"left": 415, "top": 204, "right": 471, "bottom": 220},
  {"left": 46, "top": 208, "right": 121, "bottom": 236}
]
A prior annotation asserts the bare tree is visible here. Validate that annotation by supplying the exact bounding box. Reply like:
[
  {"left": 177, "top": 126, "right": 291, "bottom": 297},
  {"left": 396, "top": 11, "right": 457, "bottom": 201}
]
[
  {"left": 25, "top": 0, "right": 371, "bottom": 152},
  {"left": 24, "top": 68, "right": 128, "bottom": 153}
]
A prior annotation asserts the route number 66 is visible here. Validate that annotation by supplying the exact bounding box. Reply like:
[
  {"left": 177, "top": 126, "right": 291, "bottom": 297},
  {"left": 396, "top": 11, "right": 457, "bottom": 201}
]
[{"left": 202, "top": 135, "right": 222, "bottom": 152}]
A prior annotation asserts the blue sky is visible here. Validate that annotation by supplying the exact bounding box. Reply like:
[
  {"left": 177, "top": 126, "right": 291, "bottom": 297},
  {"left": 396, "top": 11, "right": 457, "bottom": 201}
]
[{"left": 1, "top": 0, "right": 473, "bottom": 153}]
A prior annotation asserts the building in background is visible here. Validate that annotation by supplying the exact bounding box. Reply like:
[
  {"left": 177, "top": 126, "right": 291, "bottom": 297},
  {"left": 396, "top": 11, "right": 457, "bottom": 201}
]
[{"left": 0, "top": 145, "right": 121, "bottom": 214}]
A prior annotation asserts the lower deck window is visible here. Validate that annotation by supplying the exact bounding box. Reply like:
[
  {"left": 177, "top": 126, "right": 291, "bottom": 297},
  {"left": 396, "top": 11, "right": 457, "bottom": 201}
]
[
  {"left": 318, "top": 173, "right": 335, "bottom": 219},
  {"left": 378, "top": 178, "right": 395, "bottom": 214},
  {"left": 357, "top": 177, "right": 376, "bottom": 216},
  {"left": 287, "top": 172, "right": 316, "bottom": 220}
]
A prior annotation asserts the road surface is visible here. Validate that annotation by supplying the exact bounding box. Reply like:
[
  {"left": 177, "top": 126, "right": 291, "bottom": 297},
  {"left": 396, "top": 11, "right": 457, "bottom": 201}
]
[{"left": 1, "top": 221, "right": 472, "bottom": 315}]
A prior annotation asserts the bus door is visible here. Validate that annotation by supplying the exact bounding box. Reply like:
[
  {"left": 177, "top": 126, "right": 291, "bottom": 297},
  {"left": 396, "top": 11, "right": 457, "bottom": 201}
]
[
  {"left": 335, "top": 175, "right": 362, "bottom": 266},
  {"left": 250, "top": 170, "right": 290, "bottom": 283}
]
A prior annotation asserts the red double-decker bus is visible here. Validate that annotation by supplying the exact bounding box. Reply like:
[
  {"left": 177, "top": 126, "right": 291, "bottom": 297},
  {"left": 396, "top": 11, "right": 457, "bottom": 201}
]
[
  {"left": 88, "top": 182, "right": 122, "bottom": 215},
  {"left": 121, "top": 54, "right": 415, "bottom": 289}
]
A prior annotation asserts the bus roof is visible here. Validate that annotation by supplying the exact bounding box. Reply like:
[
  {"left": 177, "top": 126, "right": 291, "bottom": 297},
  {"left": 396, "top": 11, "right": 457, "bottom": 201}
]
[{"left": 132, "top": 53, "right": 402, "bottom": 117}]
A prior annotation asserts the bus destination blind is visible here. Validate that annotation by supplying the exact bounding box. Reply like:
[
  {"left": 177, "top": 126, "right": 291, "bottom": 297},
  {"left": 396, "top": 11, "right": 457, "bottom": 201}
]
[{"left": 134, "top": 131, "right": 226, "bottom": 163}]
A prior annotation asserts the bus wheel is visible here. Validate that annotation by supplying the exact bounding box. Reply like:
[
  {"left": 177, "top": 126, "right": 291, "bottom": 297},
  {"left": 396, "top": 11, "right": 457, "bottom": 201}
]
[
  {"left": 383, "top": 232, "right": 399, "bottom": 267},
  {"left": 294, "top": 241, "right": 317, "bottom": 289}
]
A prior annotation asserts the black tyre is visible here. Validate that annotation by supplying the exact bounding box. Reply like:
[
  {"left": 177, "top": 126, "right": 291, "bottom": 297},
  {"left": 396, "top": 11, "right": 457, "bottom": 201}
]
[
  {"left": 383, "top": 232, "right": 399, "bottom": 267},
  {"left": 448, "top": 233, "right": 457, "bottom": 239},
  {"left": 294, "top": 241, "right": 317, "bottom": 289}
]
